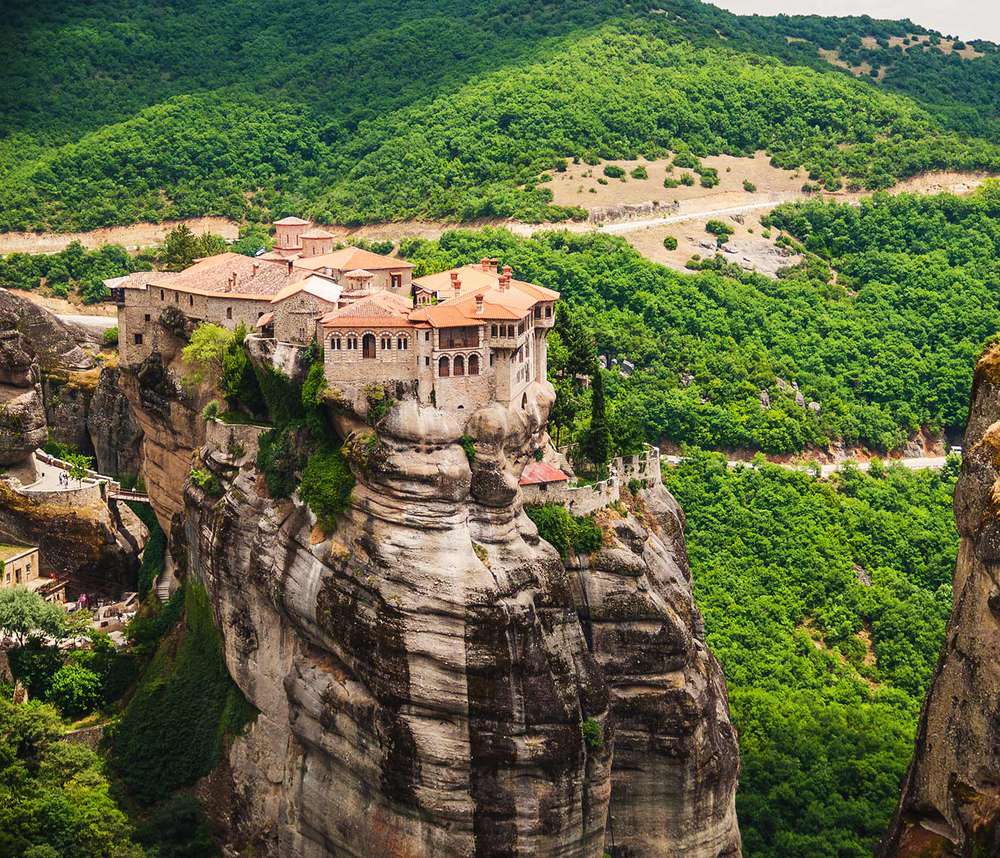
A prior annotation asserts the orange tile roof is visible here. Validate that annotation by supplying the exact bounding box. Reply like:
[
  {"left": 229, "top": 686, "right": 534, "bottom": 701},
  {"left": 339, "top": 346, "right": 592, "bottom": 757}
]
[
  {"left": 300, "top": 227, "right": 335, "bottom": 239},
  {"left": 269, "top": 273, "right": 341, "bottom": 304},
  {"left": 320, "top": 291, "right": 421, "bottom": 329},
  {"left": 273, "top": 216, "right": 311, "bottom": 226},
  {"left": 410, "top": 282, "right": 537, "bottom": 327},
  {"left": 294, "top": 246, "right": 415, "bottom": 273},
  {"left": 518, "top": 462, "right": 569, "bottom": 486},
  {"left": 413, "top": 264, "right": 559, "bottom": 302},
  {"left": 149, "top": 253, "right": 306, "bottom": 299},
  {"left": 103, "top": 271, "right": 179, "bottom": 290}
]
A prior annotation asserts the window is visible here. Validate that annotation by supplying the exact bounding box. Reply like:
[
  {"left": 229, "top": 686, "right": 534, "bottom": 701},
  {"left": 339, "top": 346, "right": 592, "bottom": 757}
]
[
  {"left": 331, "top": 337, "right": 341, "bottom": 350},
  {"left": 227, "top": 307, "right": 233, "bottom": 320},
  {"left": 347, "top": 337, "right": 357, "bottom": 350},
  {"left": 534, "top": 307, "right": 541, "bottom": 319},
  {"left": 518, "top": 322, "right": 524, "bottom": 335},
  {"left": 453, "top": 355, "right": 465, "bottom": 376},
  {"left": 381, "top": 336, "right": 392, "bottom": 350},
  {"left": 507, "top": 325, "right": 515, "bottom": 338},
  {"left": 397, "top": 336, "right": 408, "bottom": 350},
  {"left": 425, "top": 356, "right": 430, "bottom": 366},
  {"left": 425, "top": 331, "right": 431, "bottom": 342},
  {"left": 133, "top": 333, "right": 143, "bottom": 345},
  {"left": 391, "top": 273, "right": 402, "bottom": 289},
  {"left": 489, "top": 352, "right": 495, "bottom": 367},
  {"left": 175, "top": 292, "right": 179, "bottom": 302},
  {"left": 468, "top": 354, "right": 480, "bottom": 376},
  {"left": 144, "top": 313, "right": 151, "bottom": 322},
  {"left": 189, "top": 295, "right": 193, "bottom": 306},
  {"left": 491, "top": 324, "right": 498, "bottom": 337},
  {"left": 363, "top": 333, "right": 376, "bottom": 358},
  {"left": 160, "top": 289, "right": 164, "bottom": 300},
  {"left": 438, "top": 356, "right": 450, "bottom": 377},
  {"left": 545, "top": 305, "right": 552, "bottom": 318}
]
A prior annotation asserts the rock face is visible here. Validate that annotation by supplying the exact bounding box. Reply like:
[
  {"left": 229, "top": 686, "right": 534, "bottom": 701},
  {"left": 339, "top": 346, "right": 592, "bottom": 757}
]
[
  {"left": 880, "top": 345, "right": 1000, "bottom": 858},
  {"left": 151, "top": 370, "right": 742, "bottom": 857},
  {"left": 0, "top": 288, "right": 93, "bottom": 371},
  {"left": 0, "top": 312, "right": 48, "bottom": 466},
  {"left": 86, "top": 365, "right": 144, "bottom": 478}
]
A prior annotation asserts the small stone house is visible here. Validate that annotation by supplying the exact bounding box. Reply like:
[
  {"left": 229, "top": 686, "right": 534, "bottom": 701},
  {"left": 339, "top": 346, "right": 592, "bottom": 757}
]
[{"left": 0, "top": 543, "right": 38, "bottom": 588}]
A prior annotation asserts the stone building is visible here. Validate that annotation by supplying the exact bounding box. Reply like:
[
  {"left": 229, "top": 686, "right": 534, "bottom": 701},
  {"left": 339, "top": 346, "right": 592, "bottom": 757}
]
[
  {"left": 0, "top": 542, "right": 39, "bottom": 588},
  {"left": 112, "top": 220, "right": 559, "bottom": 422}
]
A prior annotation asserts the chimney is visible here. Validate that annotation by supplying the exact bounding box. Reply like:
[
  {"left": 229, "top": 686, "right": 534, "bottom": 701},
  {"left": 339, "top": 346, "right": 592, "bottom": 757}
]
[
  {"left": 453, "top": 275, "right": 462, "bottom": 296},
  {"left": 287, "top": 259, "right": 294, "bottom": 274},
  {"left": 252, "top": 262, "right": 260, "bottom": 277},
  {"left": 490, "top": 258, "right": 499, "bottom": 274},
  {"left": 499, "top": 273, "right": 510, "bottom": 291},
  {"left": 475, "top": 293, "right": 484, "bottom": 315},
  {"left": 502, "top": 264, "right": 512, "bottom": 278}
]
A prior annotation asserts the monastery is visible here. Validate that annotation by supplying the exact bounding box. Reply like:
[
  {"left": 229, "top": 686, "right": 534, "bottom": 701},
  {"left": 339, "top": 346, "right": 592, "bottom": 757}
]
[{"left": 111, "top": 217, "right": 558, "bottom": 415}]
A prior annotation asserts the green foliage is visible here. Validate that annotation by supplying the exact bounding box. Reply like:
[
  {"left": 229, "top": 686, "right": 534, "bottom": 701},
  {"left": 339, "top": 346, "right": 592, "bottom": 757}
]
[
  {"left": 156, "top": 225, "right": 227, "bottom": 272},
  {"left": 64, "top": 451, "right": 92, "bottom": 482},
  {"left": 231, "top": 224, "right": 274, "bottom": 257},
  {"left": 0, "top": 241, "right": 147, "bottom": 302},
  {"left": 705, "top": 219, "right": 734, "bottom": 244},
  {"left": 0, "top": 587, "right": 65, "bottom": 646},
  {"left": 460, "top": 434, "right": 476, "bottom": 464},
  {"left": 136, "top": 794, "right": 218, "bottom": 858},
  {"left": 8, "top": 640, "right": 63, "bottom": 700},
  {"left": 665, "top": 452, "right": 957, "bottom": 857},
  {"left": 603, "top": 164, "right": 626, "bottom": 179},
  {"left": 47, "top": 662, "right": 102, "bottom": 719},
  {"left": 402, "top": 205, "right": 1000, "bottom": 453},
  {"left": 0, "top": 698, "right": 145, "bottom": 857},
  {"left": 102, "top": 325, "right": 119, "bottom": 347},
  {"left": 743, "top": 178, "right": 757, "bottom": 192},
  {"left": 189, "top": 468, "right": 223, "bottom": 497},
  {"left": 662, "top": 235, "right": 678, "bottom": 251},
  {"left": 112, "top": 580, "right": 255, "bottom": 805},
  {"left": 629, "top": 165, "right": 648, "bottom": 179},
  {"left": 127, "top": 500, "right": 165, "bottom": 600},
  {"left": 220, "top": 323, "right": 266, "bottom": 416},
  {"left": 679, "top": 172, "right": 696, "bottom": 186},
  {"left": 256, "top": 425, "right": 301, "bottom": 499},
  {"left": 581, "top": 368, "right": 611, "bottom": 471},
  {"left": 299, "top": 445, "right": 354, "bottom": 531},
  {"left": 525, "top": 504, "right": 603, "bottom": 558},
  {"left": 581, "top": 717, "right": 603, "bottom": 750},
  {"left": 2, "top": 4, "right": 999, "bottom": 230},
  {"left": 181, "top": 323, "right": 233, "bottom": 388}
]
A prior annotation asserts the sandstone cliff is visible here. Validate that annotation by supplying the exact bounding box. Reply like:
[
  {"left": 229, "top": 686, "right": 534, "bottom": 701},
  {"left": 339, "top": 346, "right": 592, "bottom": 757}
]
[
  {"left": 0, "top": 312, "right": 47, "bottom": 466},
  {"left": 881, "top": 345, "right": 1000, "bottom": 858},
  {"left": 121, "top": 347, "right": 742, "bottom": 857}
]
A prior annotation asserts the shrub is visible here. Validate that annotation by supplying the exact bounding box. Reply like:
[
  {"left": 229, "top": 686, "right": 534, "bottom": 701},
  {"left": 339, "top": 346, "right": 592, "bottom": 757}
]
[
  {"left": 743, "top": 178, "right": 757, "bottom": 192},
  {"left": 256, "top": 426, "right": 300, "bottom": 498},
  {"left": 663, "top": 177, "right": 680, "bottom": 188},
  {"left": 127, "top": 501, "right": 165, "bottom": 600},
  {"left": 189, "top": 467, "right": 222, "bottom": 497},
  {"left": 698, "top": 168, "right": 719, "bottom": 188},
  {"left": 630, "top": 165, "right": 648, "bottom": 180},
  {"left": 48, "top": 663, "right": 103, "bottom": 719},
  {"left": 461, "top": 435, "right": 476, "bottom": 464},
  {"left": 679, "top": 173, "right": 695, "bottom": 186},
  {"left": 603, "top": 164, "right": 625, "bottom": 179},
  {"left": 581, "top": 717, "right": 603, "bottom": 750},
  {"left": 663, "top": 235, "right": 678, "bottom": 251},
  {"left": 673, "top": 151, "right": 700, "bottom": 169},
  {"left": 525, "top": 504, "right": 604, "bottom": 558},
  {"left": 181, "top": 322, "right": 232, "bottom": 387},
  {"left": 201, "top": 399, "right": 220, "bottom": 421},
  {"left": 102, "top": 326, "right": 119, "bottom": 347},
  {"left": 299, "top": 445, "right": 354, "bottom": 531},
  {"left": 706, "top": 219, "right": 734, "bottom": 245}
]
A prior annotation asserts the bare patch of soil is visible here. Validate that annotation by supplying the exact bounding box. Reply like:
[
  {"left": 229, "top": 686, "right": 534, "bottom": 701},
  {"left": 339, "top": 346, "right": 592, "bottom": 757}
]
[
  {"left": 0, "top": 217, "right": 240, "bottom": 255},
  {"left": 8, "top": 289, "right": 116, "bottom": 317}
]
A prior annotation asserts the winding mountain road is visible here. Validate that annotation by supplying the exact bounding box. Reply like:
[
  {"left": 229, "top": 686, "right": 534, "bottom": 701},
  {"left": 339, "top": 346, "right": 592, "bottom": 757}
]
[{"left": 661, "top": 453, "right": 950, "bottom": 475}]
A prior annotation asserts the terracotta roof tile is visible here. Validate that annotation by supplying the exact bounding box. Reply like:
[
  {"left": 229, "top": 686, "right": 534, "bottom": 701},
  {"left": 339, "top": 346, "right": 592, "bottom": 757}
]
[
  {"left": 300, "top": 227, "right": 335, "bottom": 239},
  {"left": 295, "top": 246, "right": 415, "bottom": 273},
  {"left": 518, "top": 462, "right": 569, "bottom": 486},
  {"left": 273, "top": 216, "right": 311, "bottom": 226},
  {"left": 320, "top": 291, "right": 420, "bottom": 329},
  {"left": 149, "top": 252, "right": 306, "bottom": 298}
]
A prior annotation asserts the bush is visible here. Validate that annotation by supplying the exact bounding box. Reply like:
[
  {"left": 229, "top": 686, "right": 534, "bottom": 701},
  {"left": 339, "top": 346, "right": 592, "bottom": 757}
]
[
  {"left": 189, "top": 467, "right": 223, "bottom": 497},
  {"left": 663, "top": 235, "right": 678, "bottom": 251},
  {"left": 127, "top": 500, "right": 165, "bottom": 600},
  {"left": 706, "top": 219, "right": 734, "bottom": 245},
  {"left": 256, "top": 425, "right": 300, "bottom": 499},
  {"left": 630, "top": 165, "right": 648, "bottom": 179},
  {"left": 299, "top": 445, "right": 354, "bottom": 531},
  {"left": 48, "top": 662, "right": 102, "bottom": 719},
  {"left": 742, "top": 178, "right": 757, "bottom": 192},
  {"left": 698, "top": 168, "right": 719, "bottom": 188},
  {"left": 663, "top": 177, "right": 680, "bottom": 188},
  {"left": 102, "top": 326, "right": 119, "bottom": 347},
  {"left": 679, "top": 173, "right": 695, "bottom": 186},
  {"left": 525, "top": 504, "right": 604, "bottom": 558},
  {"left": 603, "top": 164, "right": 626, "bottom": 179},
  {"left": 673, "top": 151, "right": 700, "bottom": 169},
  {"left": 461, "top": 434, "right": 476, "bottom": 464},
  {"left": 581, "top": 717, "right": 603, "bottom": 750}
]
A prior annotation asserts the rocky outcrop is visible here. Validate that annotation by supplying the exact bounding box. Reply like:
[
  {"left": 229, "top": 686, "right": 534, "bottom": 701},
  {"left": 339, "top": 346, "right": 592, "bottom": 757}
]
[
  {"left": 881, "top": 344, "right": 1000, "bottom": 858},
  {"left": 0, "top": 312, "right": 47, "bottom": 466},
  {"left": 0, "top": 288, "right": 92, "bottom": 371},
  {"left": 156, "top": 372, "right": 741, "bottom": 857},
  {"left": 87, "top": 365, "right": 143, "bottom": 478}
]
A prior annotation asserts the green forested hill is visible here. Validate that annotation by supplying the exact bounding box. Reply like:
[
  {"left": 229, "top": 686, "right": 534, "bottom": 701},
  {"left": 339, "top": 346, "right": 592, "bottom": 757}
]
[{"left": 1, "top": 0, "right": 998, "bottom": 231}]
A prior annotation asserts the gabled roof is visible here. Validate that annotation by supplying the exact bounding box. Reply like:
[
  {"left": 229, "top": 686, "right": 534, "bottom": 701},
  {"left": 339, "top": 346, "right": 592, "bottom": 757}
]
[
  {"left": 274, "top": 216, "right": 311, "bottom": 226},
  {"left": 409, "top": 283, "right": 537, "bottom": 327},
  {"left": 103, "top": 271, "right": 179, "bottom": 291},
  {"left": 270, "top": 273, "right": 342, "bottom": 305},
  {"left": 413, "top": 264, "right": 559, "bottom": 302},
  {"left": 148, "top": 252, "right": 306, "bottom": 299},
  {"left": 518, "top": 462, "right": 569, "bottom": 486},
  {"left": 295, "top": 246, "right": 414, "bottom": 273},
  {"left": 320, "top": 291, "right": 420, "bottom": 329}
]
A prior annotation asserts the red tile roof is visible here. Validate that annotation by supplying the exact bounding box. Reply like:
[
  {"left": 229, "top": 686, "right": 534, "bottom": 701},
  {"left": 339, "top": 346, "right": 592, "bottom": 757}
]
[
  {"left": 295, "top": 246, "right": 414, "bottom": 273},
  {"left": 320, "top": 291, "right": 421, "bottom": 329},
  {"left": 300, "top": 227, "right": 335, "bottom": 239},
  {"left": 518, "top": 462, "right": 569, "bottom": 486},
  {"left": 273, "top": 216, "right": 311, "bottom": 226},
  {"left": 149, "top": 253, "right": 306, "bottom": 299}
]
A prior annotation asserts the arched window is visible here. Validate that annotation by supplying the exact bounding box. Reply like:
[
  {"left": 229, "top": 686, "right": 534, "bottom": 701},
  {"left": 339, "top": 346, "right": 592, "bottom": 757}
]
[
  {"left": 347, "top": 337, "right": 357, "bottom": 350},
  {"left": 381, "top": 335, "right": 392, "bottom": 350},
  {"left": 397, "top": 336, "right": 408, "bottom": 350},
  {"left": 363, "top": 333, "right": 376, "bottom": 359},
  {"left": 468, "top": 354, "right": 480, "bottom": 376},
  {"left": 438, "top": 356, "right": 450, "bottom": 377},
  {"left": 453, "top": 355, "right": 465, "bottom": 376},
  {"left": 521, "top": 393, "right": 528, "bottom": 410}
]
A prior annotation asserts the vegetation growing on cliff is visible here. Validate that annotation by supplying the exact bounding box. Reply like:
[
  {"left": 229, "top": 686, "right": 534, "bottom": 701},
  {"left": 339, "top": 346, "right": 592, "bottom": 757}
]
[
  {"left": 111, "top": 580, "right": 255, "bottom": 804},
  {"left": 525, "top": 504, "right": 604, "bottom": 558},
  {"left": 666, "top": 452, "right": 958, "bottom": 858},
  {"left": 1, "top": 1, "right": 998, "bottom": 230},
  {"left": 402, "top": 187, "right": 1000, "bottom": 452}
]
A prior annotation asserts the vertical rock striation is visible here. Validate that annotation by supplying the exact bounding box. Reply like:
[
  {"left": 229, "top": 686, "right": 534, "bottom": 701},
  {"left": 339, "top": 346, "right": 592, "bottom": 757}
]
[
  {"left": 122, "top": 353, "right": 740, "bottom": 856},
  {"left": 881, "top": 344, "right": 1000, "bottom": 858}
]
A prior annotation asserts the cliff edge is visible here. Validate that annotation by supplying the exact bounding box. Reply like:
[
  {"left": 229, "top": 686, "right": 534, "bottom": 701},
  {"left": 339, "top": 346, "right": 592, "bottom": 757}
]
[{"left": 881, "top": 343, "right": 1000, "bottom": 858}]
